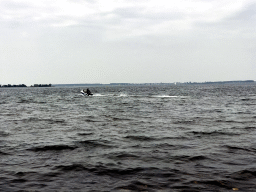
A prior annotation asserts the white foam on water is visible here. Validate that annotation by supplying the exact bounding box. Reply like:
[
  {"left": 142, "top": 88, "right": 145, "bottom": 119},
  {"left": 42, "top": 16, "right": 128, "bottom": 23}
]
[
  {"left": 118, "top": 93, "right": 128, "bottom": 97},
  {"left": 154, "top": 95, "right": 178, "bottom": 98},
  {"left": 93, "top": 93, "right": 105, "bottom": 97}
]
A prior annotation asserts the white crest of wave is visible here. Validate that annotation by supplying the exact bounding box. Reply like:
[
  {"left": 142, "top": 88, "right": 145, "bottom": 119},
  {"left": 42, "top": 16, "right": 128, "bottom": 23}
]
[
  {"left": 155, "top": 95, "right": 178, "bottom": 98},
  {"left": 93, "top": 93, "right": 104, "bottom": 97},
  {"left": 119, "top": 93, "right": 128, "bottom": 97}
]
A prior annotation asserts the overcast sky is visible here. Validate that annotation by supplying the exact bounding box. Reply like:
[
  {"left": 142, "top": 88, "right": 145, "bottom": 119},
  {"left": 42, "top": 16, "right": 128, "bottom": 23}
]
[{"left": 0, "top": 0, "right": 255, "bottom": 85}]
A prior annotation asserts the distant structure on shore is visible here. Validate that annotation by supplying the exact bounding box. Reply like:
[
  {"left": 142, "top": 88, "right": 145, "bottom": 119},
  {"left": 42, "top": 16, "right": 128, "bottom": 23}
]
[
  {"left": 175, "top": 80, "right": 255, "bottom": 85},
  {"left": 30, "top": 84, "right": 52, "bottom": 87},
  {"left": 0, "top": 84, "right": 52, "bottom": 88}
]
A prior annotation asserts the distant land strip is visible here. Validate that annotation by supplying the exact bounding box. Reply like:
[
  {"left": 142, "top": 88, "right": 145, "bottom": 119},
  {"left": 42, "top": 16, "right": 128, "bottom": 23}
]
[
  {"left": 53, "top": 80, "right": 255, "bottom": 87},
  {"left": 0, "top": 84, "right": 52, "bottom": 88},
  {"left": 0, "top": 80, "right": 255, "bottom": 88}
]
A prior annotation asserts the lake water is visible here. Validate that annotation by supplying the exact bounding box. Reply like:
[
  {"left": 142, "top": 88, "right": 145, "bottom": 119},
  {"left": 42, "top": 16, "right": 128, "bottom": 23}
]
[{"left": 1, "top": 84, "right": 256, "bottom": 191}]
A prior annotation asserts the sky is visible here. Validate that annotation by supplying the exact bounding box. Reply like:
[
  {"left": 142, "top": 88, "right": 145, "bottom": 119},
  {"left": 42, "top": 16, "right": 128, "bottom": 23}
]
[{"left": 0, "top": 0, "right": 255, "bottom": 85}]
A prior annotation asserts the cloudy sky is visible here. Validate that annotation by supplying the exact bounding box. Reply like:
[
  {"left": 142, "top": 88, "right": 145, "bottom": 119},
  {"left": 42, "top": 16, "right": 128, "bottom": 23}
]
[{"left": 0, "top": 0, "right": 255, "bottom": 85}]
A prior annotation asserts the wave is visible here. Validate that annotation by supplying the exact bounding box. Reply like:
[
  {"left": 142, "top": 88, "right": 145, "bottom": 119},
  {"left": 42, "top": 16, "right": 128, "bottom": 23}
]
[
  {"left": 115, "top": 180, "right": 156, "bottom": 191},
  {"left": 118, "top": 93, "right": 128, "bottom": 97},
  {"left": 155, "top": 143, "right": 187, "bottom": 150},
  {"left": 54, "top": 163, "right": 144, "bottom": 176},
  {"left": 80, "top": 93, "right": 184, "bottom": 98},
  {"left": 153, "top": 95, "right": 179, "bottom": 98},
  {"left": 113, "top": 168, "right": 190, "bottom": 191},
  {"left": 0, "top": 151, "right": 9, "bottom": 155},
  {"left": 22, "top": 117, "right": 65, "bottom": 124},
  {"left": 173, "top": 120, "right": 196, "bottom": 124},
  {"left": 124, "top": 135, "right": 155, "bottom": 141},
  {"left": 28, "top": 145, "right": 77, "bottom": 152},
  {"left": 115, "top": 153, "right": 139, "bottom": 159},
  {"left": 77, "top": 140, "right": 114, "bottom": 148},
  {"left": 240, "top": 98, "right": 256, "bottom": 101},
  {"left": 107, "top": 152, "right": 139, "bottom": 160},
  {"left": 84, "top": 119, "right": 102, "bottom": 123},
  {"left": 54, "top": 164, "right": 86, "bottom": 172},
  {"left": 196, "top": 180, "right": 231, "bottom": 189},
  {"left": 244, "top": 126, "right": 256, "bottom": 130},
  {"left": 17, "top": 98, "right": 46, "bottom": 104},
  {"left": 167, "top": 155, "right": 209, "bottom": 162},
  {"left": 190, "top": 131, "right": 239, "bottom": 137},
  {"left": 15, "top": 171, "right": 38, "bottom": 177},
  {"left": 216, "top": 119, "right": 256, "bottom": 124},
  {"left": 82, "top": 93, "right": 126, "bottom": 97},
  {"left": 17, "top": 98, "right": 32, "bottom": 104},
  {"left": 95, "top": 93, "right": 129, "bottom": 97},
  {"left": 188, "top": 155, "right": 208, "bottom": 161},
  {"left": 92, "top": 93, "right": 105, "bottom": 97},
  {"left": 0, "top": 131, "right": 9, "bottom": 137},
  {"left": 77, "top": 132, "right": 94, "bottom": 136},
  {"left": 224, "top": 145, "right": 256, "bottom": 153},
  {"left": 230, "top": 168, "right": 256, "bottom": 180},
  {"left": 111, "top": 117, "right": 131, "bottom": 121}
]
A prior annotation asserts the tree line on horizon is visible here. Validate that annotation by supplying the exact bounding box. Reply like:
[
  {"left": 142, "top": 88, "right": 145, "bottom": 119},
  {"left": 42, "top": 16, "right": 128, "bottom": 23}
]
[{"left": 0, "top": 84, "right": 52, "bottom": 88}]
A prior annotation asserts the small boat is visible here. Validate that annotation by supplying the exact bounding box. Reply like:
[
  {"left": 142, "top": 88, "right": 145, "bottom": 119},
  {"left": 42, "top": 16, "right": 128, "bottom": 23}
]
[{"left": 81, "top": 89, "right": 93, "bottom": 96}]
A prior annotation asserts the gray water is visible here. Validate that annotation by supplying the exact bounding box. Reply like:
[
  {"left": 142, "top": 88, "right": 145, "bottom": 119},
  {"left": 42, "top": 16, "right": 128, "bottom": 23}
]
[{"left": 1, "top": 84, "right": 256, "bottom": 191}]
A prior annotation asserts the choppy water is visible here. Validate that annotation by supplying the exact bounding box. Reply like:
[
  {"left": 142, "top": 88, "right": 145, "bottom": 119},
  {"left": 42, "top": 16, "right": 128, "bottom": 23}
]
[{"left": 1, "top": 84, "right": 256, "bottom": 191}]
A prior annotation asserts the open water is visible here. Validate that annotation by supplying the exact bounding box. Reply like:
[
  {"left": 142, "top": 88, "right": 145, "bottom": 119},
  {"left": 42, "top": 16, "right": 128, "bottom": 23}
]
[{"left": 1, "top": 84, "right": 256, "bottom": 192}]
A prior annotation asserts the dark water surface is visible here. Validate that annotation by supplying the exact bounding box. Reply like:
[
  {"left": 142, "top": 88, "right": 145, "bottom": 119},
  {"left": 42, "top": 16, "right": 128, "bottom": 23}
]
[{"left": 1, "top": 84, "right": 256, "bottom": 191}]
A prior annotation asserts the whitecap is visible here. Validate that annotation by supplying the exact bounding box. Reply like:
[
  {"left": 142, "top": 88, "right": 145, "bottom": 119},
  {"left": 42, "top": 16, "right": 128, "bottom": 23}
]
[
  {"left": 93, "top": 93, "right": 105, "bottom": 97},
  {"left": 154, "top": 95, "right": 178, "bottom": 98},
  {"left": 118, "top": 93, "right": 128, "bottom": 97}
]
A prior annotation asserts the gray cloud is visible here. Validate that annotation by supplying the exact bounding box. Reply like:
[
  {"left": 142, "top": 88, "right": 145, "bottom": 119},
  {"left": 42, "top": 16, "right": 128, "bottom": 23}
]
[
  {"left": 0, "top": 0, "right": 32, "bottom": 10},
  {"left": 0, "top": 0, "right": 255, "bottom": 85}
]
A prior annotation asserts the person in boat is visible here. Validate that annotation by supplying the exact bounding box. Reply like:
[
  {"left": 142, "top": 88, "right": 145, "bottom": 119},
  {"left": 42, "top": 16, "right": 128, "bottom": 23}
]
[{"left": 85, "top": 88, "right": 92, "bottom": 96}]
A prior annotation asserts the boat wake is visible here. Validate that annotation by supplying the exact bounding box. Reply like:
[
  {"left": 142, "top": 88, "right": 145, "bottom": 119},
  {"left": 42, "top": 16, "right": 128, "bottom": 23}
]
[{"left": 154, "top": 95, "right": 179, "bottom": 98}]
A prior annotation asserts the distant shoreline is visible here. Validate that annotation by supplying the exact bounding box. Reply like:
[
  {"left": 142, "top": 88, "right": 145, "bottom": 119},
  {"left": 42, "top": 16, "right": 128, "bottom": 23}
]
[
  {"left": 53, "top": 80, "right": 255, "bottom": 87},
  {"left": 0, "top": 84, "right": 52, "bottom": 88},
  {"left": 0, "top": 80, "right": 255, "bottom": 88}
]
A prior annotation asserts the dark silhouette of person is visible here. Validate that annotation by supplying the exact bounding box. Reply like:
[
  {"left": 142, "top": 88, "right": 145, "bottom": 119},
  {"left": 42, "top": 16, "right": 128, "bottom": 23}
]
[{"left": 86, "top": 88, "right": 92, "bottom": 96}]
